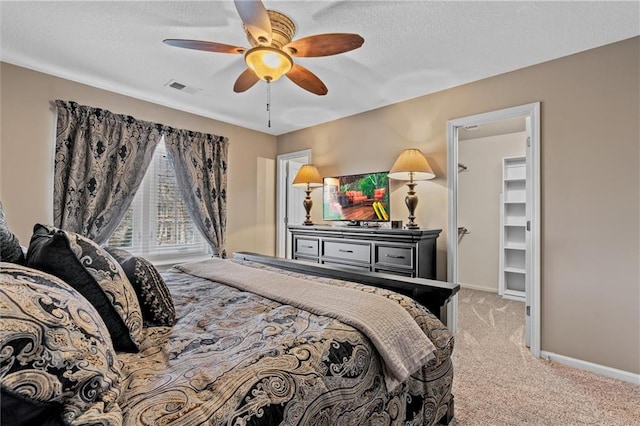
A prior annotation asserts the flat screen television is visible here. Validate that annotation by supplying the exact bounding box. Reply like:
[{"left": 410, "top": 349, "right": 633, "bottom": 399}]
[{"left": 323, "top": 171, "right": 390, "bottom": 225}]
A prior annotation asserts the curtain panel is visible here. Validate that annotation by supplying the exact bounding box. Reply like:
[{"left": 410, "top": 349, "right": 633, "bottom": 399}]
[
  {"left": 54, "top": 100, "right": 163, "bottom": 243},
  {"left": 164, "top": 128, "right": 229, "bottom": 257}
]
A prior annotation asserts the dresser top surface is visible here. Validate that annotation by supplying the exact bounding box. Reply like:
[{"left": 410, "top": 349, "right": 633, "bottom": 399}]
[{"left": 288, "top": 225, "right": 441, "bottom": 238}]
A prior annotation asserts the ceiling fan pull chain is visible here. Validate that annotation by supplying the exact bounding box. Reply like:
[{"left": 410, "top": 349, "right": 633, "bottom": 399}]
[{"left": 266, "top": 80, "right": 271, "bottom": 128}]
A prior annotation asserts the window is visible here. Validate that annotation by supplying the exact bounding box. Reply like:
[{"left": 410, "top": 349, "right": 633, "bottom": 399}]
[{"left": 109, "top": 137, "right": 210, "bottom": 263}]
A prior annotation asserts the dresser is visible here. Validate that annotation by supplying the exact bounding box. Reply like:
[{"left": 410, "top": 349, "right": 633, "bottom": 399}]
[{"left": 288, "top": 225, "right": 441, "bottom": 279}]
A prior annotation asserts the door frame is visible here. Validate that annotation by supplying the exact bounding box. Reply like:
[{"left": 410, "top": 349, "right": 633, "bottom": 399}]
[
  {"left": 276, "top": 149, "right": 312, "bottom": 258},
  {"left": 446, "top": 102, "right": 541, "bottom": 357}
]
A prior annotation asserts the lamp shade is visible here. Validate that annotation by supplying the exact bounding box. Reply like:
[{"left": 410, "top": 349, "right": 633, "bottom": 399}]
[
  {"left": 292, "top": 164, "right": 323, "bottom": 188},
  {"left": 244, "top": 46, "right": 293, "bottom": 82},
  {"left": 388, "top": 149, "right": 435, "bottom": 181}
]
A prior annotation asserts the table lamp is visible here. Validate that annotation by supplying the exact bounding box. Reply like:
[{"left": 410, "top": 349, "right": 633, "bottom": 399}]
[
  {"left": 292, "top": 164, "right": 323, "bottom": 226},
  {"left": 388, "top": 149, "right": 435, "bottom": 229}
]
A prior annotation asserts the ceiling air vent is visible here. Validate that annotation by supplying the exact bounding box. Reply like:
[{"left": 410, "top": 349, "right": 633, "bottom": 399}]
[
  {"left": 164, "top": 79, "right": 201, "bottom": 95},
  {"left": 169, "top": 81, "right": 186, "bottom": 90}
]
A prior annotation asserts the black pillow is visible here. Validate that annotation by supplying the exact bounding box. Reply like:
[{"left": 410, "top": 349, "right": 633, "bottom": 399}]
[
  {"left": 0, "top": 202, "right": 25, "bottom": 264},
  {"left": 26, "top": 224, "right": 143, "bottom": 352},
  {"left": 105, "top": 247, "right": 176, "bottom": 327},
  {"left": 1, "top": 387, "right": 64, "bottom": 426}
]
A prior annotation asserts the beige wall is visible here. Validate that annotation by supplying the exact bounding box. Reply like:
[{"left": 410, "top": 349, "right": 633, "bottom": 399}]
[
  {"left": 277, "top": 37, "right": 640, "bottom": 374},
  {"left": 458, "top": 132, "right": 526, "bottom": 292},
  {"left": 1, "top": 37, "right": 638, "bottom": 375},
  {"left": 0, "top": 63, "right": 277, "bottom": 256}
]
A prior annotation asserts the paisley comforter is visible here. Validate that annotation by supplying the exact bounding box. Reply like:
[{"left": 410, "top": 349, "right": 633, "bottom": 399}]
[{"left": 117, "top": 260, "right": 454, "bottom": 425}]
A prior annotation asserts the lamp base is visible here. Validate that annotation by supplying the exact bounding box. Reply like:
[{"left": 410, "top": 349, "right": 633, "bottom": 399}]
[
  {"left": 302, "top": 188, "right": 314, "bottom": 226},
  {"left": 404, "top": 182, "right": 420, "bottom": 229}
]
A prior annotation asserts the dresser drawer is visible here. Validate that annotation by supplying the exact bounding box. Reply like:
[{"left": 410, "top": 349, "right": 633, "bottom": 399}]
[
  {"left": 295, "top": 255, "right": 320, "bottom": 264},
  {"left": 295, "top": 238, "right": 319, "bottom": 256},
  {"left": 323, "top": 260, "right": 370, "bottom": 272},
  {"left": 374, "top": 267, "right": 415, "bottom": 278},
  {"left": 323, "top": 241, "right": 370, "bottom": 263},
  {"left": 375, "top": 245, "right": 413, "bottom": 268}
]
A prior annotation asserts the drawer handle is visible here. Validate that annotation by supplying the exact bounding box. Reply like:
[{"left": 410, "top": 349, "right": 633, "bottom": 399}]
[
  {"left": 303, "top": 245, "right": 314, "bottom": 249},
  {"left": 385, "top": 254, "right": 405, "bottom": 259},
  {"left": 339, "top": 249, "right": 354, "bottom": 253}
]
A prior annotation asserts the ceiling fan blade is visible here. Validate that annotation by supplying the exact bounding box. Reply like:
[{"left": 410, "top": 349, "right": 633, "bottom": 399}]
[
  {"left": 285, "top": 64, "right": 328, "bottom": 96},
  {"left": 163, "top": 39, "right": 245, "bottom": 54},
  {"left": 233, "top": 68, "right": 260, "bottom": 93},
  {"left": 284, "top": 33, "right": 364, "bottom": 57},
  {"left": 234, "top": 0, "right": 272, "bottom": 46}
]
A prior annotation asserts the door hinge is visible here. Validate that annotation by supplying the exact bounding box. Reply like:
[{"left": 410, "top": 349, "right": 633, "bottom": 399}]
[
  {"left": 527, "top": 136, "right": 531, "bottom": 147},
  {"left": 526, "top": 220, "right": 531, "bottom": 231},
  {"left": 526, "top": 305, "right": 531, "bottom": 316}
]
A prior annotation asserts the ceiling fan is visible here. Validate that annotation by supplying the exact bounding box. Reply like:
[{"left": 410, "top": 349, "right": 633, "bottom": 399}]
[{"left": 163, "top": 0, "right": 364, "bottom": 96}]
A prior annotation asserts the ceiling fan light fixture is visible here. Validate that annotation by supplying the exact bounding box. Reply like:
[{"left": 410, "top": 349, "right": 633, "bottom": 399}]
[
  {"left": 167, "top": 0, "right": 363, "bottom": 96},
  {"left": 244, "top": 46, "right": 293, "bottom": 82}
]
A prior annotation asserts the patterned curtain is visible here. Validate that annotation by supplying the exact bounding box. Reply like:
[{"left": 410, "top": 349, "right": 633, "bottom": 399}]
[
  {"left": 164, "top": 128, "right": 229, "bottom": 257},
  {"left": 54, "top": 100, "right": 163, "bottom": 243}
]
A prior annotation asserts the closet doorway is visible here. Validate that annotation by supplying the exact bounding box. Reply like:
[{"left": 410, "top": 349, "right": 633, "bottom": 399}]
[
  {"left": 447, "top": 102, "right": 540, "bottom": 356},
  {"left": 457, "top": 118, "right": 526, "bottom": 299},
  {"left": 276, "top": 149, "right": 311, "bottom": 259}
]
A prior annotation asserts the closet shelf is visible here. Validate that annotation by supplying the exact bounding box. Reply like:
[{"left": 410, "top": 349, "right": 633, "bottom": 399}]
[
  {"left": 505, "top": 243, "right": 526, "bottom": 250},
  {"left": 499, "top": 155, "right": 527, "bottom": 302}
]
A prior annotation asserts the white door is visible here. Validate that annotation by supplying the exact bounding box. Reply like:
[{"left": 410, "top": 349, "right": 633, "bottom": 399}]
[
  {"left": 285, "top": 161, "right": 306, "bottom": 258},
  {"left": 276, "top": 150, "right": 312, "bottom": 259}
]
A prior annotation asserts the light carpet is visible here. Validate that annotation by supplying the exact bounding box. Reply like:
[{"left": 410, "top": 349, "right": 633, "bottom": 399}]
[{"left": 451, "top": 288, "right": 640, "bottom": 425}]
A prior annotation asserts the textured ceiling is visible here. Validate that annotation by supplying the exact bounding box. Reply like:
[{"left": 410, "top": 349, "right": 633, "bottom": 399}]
[{"left": 1, "top": 1, "right": 638, "bottom": 136}]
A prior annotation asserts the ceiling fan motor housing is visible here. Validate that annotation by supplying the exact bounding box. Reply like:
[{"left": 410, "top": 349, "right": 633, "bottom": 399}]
[{"left": 245, "top": 10, "right": 296, "bottom": 49}]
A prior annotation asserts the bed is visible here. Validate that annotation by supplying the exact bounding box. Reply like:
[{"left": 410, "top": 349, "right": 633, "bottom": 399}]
[{"left": 0, "top": 222, "right": 456, "bottom": 426}]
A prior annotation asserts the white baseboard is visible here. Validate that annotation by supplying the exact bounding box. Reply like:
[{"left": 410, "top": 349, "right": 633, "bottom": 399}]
[
  {"left": 540, "top": 351, "right": 640, "bottom": 385},
  {"left": 459, "top": 283, "right": 498, "bottom": 293}
]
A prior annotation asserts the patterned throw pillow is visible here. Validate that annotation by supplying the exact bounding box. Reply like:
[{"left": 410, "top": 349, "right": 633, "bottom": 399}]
[
  {"left": 105, "top": 247, "right": 176, "bottom": 327},
  {"left": 26, "top": 224, "right": 143, "bottom": 352},
  {"left": 0, "top": 263, "right": 123, "bottom": 426},
  {"left": 0, "top": 201, "right": 25, "bottom": 264}
]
